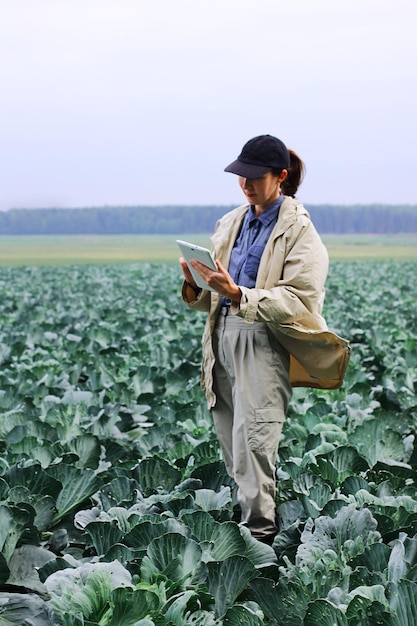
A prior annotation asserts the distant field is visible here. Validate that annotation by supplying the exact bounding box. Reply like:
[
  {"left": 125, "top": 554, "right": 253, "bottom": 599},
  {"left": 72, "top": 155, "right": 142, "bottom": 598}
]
[
  {"left": 0, "top": 234, "right": 416, "bottom": 266},
  {"left": 322, "top": 234, "right": 417, "bottom": 261}
]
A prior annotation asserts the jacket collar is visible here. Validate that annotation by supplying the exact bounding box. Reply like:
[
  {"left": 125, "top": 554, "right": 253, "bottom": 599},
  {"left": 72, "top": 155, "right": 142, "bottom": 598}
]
[{"left": 211, "top": 196, "right": 309, "bottom": 262}]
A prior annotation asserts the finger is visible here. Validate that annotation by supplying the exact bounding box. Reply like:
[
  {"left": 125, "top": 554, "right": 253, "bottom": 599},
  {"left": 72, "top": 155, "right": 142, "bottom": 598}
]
[
  {"left": 215, "top": 259, "right": 227, "bottom": 273},
  {"left": 179, "top": 258, "right": 197, "bottom": 285}
]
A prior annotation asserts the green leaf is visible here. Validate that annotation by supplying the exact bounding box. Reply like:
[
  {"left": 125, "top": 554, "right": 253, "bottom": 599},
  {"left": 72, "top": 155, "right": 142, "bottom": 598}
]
[
  {"left": 0, "top": 553, "right": 9, "bottom": 585},
  {"left": 349, "top": 419, "right": 409, "bottom": 467},
  {"left": 0, "top": 504, "right": 36, "bottom": 562},
  {"left": 294, "top": 474, "right": 333, "bottom": 518},
  {"left": 0, "top": 592, "right": 53, "bottom": 625},
  {"left": 5, "top": 420, "right": 58, "bottom": 447},
  {"left": 163, "top": 589, "right": 200, "bottom": 623},
  {"left": 248, "top": 577, "right": 307, "bottom": 625},
  {"left": 141, "top": 533, "right": 203, "bottom": 585},
  {"left": 189, "top": 440, "right": 221, "bottom": 467},
  {"left": 304, "top": 599, "right": 348, "bottom": 625},
  {"left": 237, "top": 525, "right": 277, "bottom": 567},
  {"left": 133, "top": 458, "right": 181, "bottom": 496},
  {"left": 345, "top": 584, "right": 390, "bottom": 624},
  {"left": 109, "top": 587, "right": 161, "bottom": 626},
  {"left": 205, "top": 522, "right": 247, "bottom": 562},
  {"left": 297, "top": 504, "right": 380, "bottom": 568},
  {"left": 45, "top": 560, "right": 133, "bottom": 623},
  {"left": 33, "top": 495, "right": 57, "bottom": 532},
  {"left": 7, "top": 544, "right": 56, "bottom": 594},
  {"left": 85, "top": 520, "right": 125, "bottom": 557},
  {"left": 388, "top": 579, "right": 417, "bottom": 625},
  {"left": 148, "top": 489, "right": 195, "bottom": 517},
  {"left": 350, "top": 542, "right": 391, "bottom": 575},
  {"left": 190, "top": 461, "right": 235, "bottom": 492},
  {"left": 0, "top": 477, "right": 9, "bottom": 499},
  {"left": 124, "top": 519, "right": 186, "bottom": 551},
  {"left": 99, "top": 476, "right": 140, "bottom": 509},
  {"left": 48, "top": 568, "right": 114, "bottom": 624},
  {"left": 0, "top": 504, "right": 13, "bottom": 553},
  {"left": 69, "top": 434, "right": 101, "bottom": 469},
  {"left": 181, "top": 510, "right": 217, "bottom": 542},
  {"left": 101, "top": 543, "right": 135, "bottom": 565},
  {"left": 38, "top": 556, "right": 78, "bottom": 583},
  {"left": 47, "top": 463, "right": 102, "bottom": 524},
  {"left": 373, "top": 460, "right": 417, "bottom": 483},
  {"left": 206, "top": 555, "right": 258, "bottom": 618},
  {"left": 341, "top": 475, "right": 372, "bottom": 496},
  {"left": 223, "top": 604, "right": 264, "bottom": 625},
  {"left": 61, "top": 389, "right": 93, "bottom": 405},
  {"left": 5, "top": 463, "right": 61, "bottom": 499},
  {"left": 194, "top": 486, "right": 233, "bottom": 521},
  {"left": 354, "top": 491, "right": 417, "bottom": 541},
  {"left": 388, "top": 535, "right": 409, "bottom": 583},
  {"left": 346, "top": 596, "right": 391, "bottom": 626},
  {"left": 314, "top": 446, "right": 369, "bottom": 486},
  {"left": 182, "top": 514, "right": 272, "bottom": 566}
]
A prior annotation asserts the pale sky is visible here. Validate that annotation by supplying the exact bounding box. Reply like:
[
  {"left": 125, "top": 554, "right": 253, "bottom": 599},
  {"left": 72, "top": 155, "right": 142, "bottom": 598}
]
[{"left": 1, "top": 0, "right": 416, "bottom": 211}]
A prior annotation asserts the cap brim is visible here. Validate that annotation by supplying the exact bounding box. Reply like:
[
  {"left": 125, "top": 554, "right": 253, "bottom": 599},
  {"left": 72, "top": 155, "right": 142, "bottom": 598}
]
[{"left": 224, "top": 160, "right": 271, "bottom": 178}]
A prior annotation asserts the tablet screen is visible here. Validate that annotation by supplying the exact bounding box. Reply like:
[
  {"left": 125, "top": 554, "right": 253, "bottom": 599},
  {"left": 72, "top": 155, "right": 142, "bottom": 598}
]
[{"left": 176, "top": 239, "right": 218, "bottom": 291}]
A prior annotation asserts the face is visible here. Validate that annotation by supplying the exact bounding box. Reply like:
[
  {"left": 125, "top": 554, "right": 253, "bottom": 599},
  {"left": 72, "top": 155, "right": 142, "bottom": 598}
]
[{"left": 238, "top": 170, "right": 287, "bottom": 213}]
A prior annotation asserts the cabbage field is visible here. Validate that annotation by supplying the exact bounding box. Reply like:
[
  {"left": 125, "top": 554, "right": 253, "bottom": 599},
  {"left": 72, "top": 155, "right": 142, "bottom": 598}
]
[{"left": 0, "top": 260, "right": 417, "bottom": 625}]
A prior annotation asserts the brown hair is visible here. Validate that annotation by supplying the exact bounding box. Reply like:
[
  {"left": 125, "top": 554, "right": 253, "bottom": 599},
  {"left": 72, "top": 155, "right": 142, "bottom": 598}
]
[{"left": 273, "top": 149, "right": 305, "bottom": 197}]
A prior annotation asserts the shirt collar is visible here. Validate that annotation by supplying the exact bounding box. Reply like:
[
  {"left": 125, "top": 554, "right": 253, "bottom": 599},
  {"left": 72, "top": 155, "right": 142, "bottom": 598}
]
[{"left": 248, "top": 195, "right": 283, "bottom": 227}]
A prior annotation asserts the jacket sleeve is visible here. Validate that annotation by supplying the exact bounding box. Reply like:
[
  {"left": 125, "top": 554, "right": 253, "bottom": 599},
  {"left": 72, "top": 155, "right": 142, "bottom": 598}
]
[
  {"left": 181, "top": 280, "right": 212, "bottom": 312},
  {"left": 232, "top": 216, "right": 329, "bottom": 326}
]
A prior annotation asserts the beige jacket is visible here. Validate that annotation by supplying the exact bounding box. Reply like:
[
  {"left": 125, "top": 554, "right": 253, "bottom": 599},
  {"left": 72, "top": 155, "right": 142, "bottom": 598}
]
[{"left": 182, "top": 196, "right": 350, "bottom": 409}]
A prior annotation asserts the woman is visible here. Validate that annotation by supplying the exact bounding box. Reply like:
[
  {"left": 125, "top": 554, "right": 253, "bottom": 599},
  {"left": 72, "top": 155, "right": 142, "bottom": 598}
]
[{"left": 180, "top": 134, "right": 349, "bottom": 545}]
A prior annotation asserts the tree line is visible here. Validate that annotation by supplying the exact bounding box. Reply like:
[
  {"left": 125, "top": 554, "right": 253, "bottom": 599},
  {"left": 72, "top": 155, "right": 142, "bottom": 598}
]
[{"left": 0, "top": 204, "right": 416, "bottom": 235}]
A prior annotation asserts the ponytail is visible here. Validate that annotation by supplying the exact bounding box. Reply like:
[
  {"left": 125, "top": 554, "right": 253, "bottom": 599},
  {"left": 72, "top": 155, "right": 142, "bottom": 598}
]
[{"left": 280, "top": 150, "right": 305, "bottom": 197}]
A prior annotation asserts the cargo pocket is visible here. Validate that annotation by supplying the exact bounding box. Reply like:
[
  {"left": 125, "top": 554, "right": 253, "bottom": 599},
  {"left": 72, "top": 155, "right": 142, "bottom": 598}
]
[{"left": 248, "top": 407, "right": 285, "bottom": 454}]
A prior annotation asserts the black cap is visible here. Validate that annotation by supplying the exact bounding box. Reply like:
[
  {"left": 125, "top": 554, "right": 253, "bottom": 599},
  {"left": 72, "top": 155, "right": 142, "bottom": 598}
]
[{"left": 224, "top": 134, "right": 290, "bottom": 178}]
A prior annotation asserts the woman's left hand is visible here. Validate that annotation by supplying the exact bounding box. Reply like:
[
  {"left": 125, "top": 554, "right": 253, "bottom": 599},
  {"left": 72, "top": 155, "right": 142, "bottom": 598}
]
[{"left": 189, "top": 259, "right": 241, "bottom": 303}]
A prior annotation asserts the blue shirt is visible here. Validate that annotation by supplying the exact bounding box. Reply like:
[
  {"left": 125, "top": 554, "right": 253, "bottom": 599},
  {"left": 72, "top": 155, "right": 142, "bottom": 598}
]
[{"left": 222, "top": 196, "right": 283, "bottom": 306}]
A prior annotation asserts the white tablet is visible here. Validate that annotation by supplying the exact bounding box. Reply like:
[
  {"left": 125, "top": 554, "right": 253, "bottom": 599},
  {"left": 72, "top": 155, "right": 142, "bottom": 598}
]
[{"left": 176, "top": 239, "right": 218, "bottom": 291}]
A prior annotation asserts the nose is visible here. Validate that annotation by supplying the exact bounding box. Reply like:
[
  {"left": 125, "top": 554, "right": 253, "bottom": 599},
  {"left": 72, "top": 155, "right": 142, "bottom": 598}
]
[{"left": 240, "top": 177, "right": 252, "bottom": 189}]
